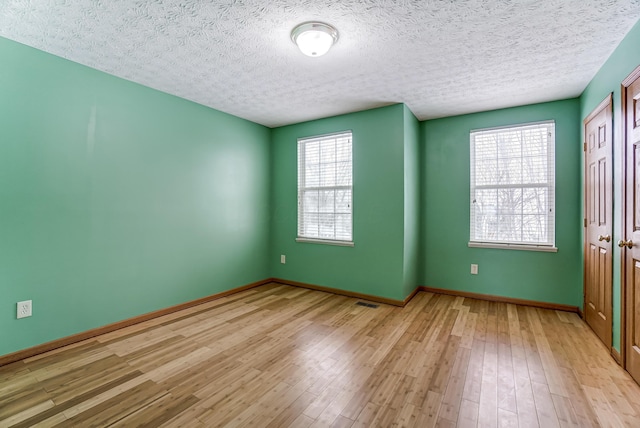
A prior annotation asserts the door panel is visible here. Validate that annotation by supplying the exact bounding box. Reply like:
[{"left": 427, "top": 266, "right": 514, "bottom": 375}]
[
  {"left": 588, "top": 244, "right": 597, "bottom": 313},
  {"left": 600, "top": 158, "right": 607, "bottom": 224},
  {"left": 636, "top": 145, "right": 640, "bottom": 229},
  {"left": 636, "top": 262, "right": 640, "bottom": 347},
  {"left": 589, "top": 163, "right": 596, "bottom": 221},
  {"left": 584, "top": 94, "right": 613, "bottom": 349},
  {"left": 623, "top": 68, "right": 640, "bottom": 384},
  {"left": 631, "top": 259, "right": 640, "bottom": 374}
]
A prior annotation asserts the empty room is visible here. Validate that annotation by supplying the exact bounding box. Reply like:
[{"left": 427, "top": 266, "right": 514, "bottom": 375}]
[{"left": 3, "top": 1, "right": 640, "bottom": 426}]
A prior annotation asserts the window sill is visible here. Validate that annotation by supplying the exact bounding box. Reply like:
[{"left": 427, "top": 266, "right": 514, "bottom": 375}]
[
  {"left": 296, "top": 238, "right": 354, "bottom": 247},
  {"left": 468, "top": 242, "right": 558, "bottom": 252}
]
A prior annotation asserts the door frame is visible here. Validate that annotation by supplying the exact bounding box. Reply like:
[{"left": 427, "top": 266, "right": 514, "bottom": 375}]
[
  {"left": 621, "top": 64, "right": 640, "bottom": 369},
  {"left": 583, "top": 93, "right": 614, "bottom": 351}
]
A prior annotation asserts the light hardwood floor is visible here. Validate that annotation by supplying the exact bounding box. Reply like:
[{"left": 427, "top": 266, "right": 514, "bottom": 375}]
[{"left": 1, "top": 283, "right": 639, "bottom": 427}]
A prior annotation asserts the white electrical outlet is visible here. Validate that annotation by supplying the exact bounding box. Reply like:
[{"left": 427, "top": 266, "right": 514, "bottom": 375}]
[
  {"left": 280, "top": 254, "right": 286, "bottom": 264},
  {"left": 17, "top": 300, "right": 32, "bottom": 319},
  {"left": 471, "top": 264, "right": 478, "bottom": 275}
]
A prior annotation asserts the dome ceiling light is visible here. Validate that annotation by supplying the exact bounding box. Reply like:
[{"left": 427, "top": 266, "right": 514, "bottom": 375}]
[{"left": 291, "top": 22, "right": 339, "bottom": 57}]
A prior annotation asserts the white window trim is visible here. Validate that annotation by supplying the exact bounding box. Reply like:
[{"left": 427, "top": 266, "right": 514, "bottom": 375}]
[
  {"left": 469, "top": 121, "right": 556, "bottom": 251},
  {"left": 296, "top": 237, "right": 355, "bottom": 247},
  {"left": 468, "top": 241, "right": 558, "bottom": 252},
  {"left": 297, "top": 131, "right": 353, "bottom": 245}
]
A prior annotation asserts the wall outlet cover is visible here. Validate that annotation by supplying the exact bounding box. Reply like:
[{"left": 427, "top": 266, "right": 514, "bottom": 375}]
[
  {"left": 17, "top": 300, "right": 32, "bottom": 319},
  {"left": 471, "top": 264, "right": 478, "bottom": 275}
]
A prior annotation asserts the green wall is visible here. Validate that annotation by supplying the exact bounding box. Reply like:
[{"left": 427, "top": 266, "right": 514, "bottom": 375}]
[
  {"left": 270, "top": 105, "right": 410, "bottom": 301},
  {"left": 421, "top": 99, "right": 582, "bottom": 306},
  {"left": 403, "top": 106, "right": 421, "bottom": 297},
  {"left": 579, "top": 18, "right": 640, "bottom": 351},
  {"left": 0, "top": 37, "right": 271, "bottom": 356}
]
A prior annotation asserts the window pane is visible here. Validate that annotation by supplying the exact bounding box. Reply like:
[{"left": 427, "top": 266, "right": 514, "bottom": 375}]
[
  {"left": 319, "top": 190, "right": 335, "bottom": 213},
  {"left": 335, "top": 214, "right": 352, "bottom": 241},
  {"left": 472, "top": 189, "right": 497, "bottom": 241},
  {"left": 320, "top": 140, "right": 336, "bottom": 163},
  {"left": 302, "top": 213, "right": 319, "bottom": 236},
  {"left": 321, "top": 161, "right": 336, "bottom": 187},
  {"left": 336, "top": 161, "right": 351, "bottom": 186},
  {"left": 336, "top": 189, "right": 351, "bottom": 213},
  {"left": 497, "top": 214, "right": 522, "bottom": 242},
  {"left": 523, "top": 188, "right": 548, "bottom": 215},
  {"left": 303, "top": 190, "right": 319, "bottom": 213},
  {"left": 305, "top": 141, "right": 319, "bottom": 164},
  {"left": 476, "top": 159, "right": 497, "bottom": 186},
  {"left": 498, "top": 131, "right": 521, "bottom": 159},
  {"left": 497, "top": 188, "right": 522, "bottom": 216},
  {"left": 305, "top": 164, "right": 320, "bottom": 187},
  {"left": 522, "top": 156, "right": 547, "bottom": 183},
  {"left": 523, "top": 215, "right": 547, "bottom": 242},
  {"left": 497, "top": 156, "right": 522, "bottom": 185},
  {"left": 318, "top": 213, "right": 335, "bottom": 238},
  {"left": 475, "top": 135, "right": 496, "bottom": 160},
  {"left": 336, "top": 139, "right": 351, "bottom": 161}
]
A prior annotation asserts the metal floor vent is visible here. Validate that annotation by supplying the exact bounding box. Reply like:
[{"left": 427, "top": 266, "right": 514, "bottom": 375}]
[{"left": 356, "top": 301, "right": 379, "bottom": 308}]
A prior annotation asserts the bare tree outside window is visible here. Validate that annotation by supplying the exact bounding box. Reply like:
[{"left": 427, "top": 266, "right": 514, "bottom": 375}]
[{"left": 470, "top": 122, "right": 555, "bottom": 249}]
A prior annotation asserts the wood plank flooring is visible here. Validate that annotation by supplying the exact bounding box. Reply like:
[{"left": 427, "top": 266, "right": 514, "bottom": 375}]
[{"left": 1, "top": 283, "right": 639, "bottom": 427}]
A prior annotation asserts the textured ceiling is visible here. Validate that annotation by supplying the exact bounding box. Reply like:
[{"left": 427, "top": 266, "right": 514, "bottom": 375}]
[{"left": 1, "top": 1, "right": 640, "bottom": 127}]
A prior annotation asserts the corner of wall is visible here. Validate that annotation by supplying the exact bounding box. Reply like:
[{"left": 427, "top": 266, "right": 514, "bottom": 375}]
[{"left": 402, "top": 105, "right": 421, "bottom": 298}]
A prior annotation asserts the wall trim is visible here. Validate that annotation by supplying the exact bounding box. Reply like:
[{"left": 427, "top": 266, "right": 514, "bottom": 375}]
[
  {"left": 271, "top": 278, "right": 407, "bottom": 307},
  {"left": 622, "top": 63, "right": 640, "bottom": 86},
  {"left": 583, "top": 92, "right": 613, "bottom": 124},
  {"left": 403, "top": 286, "right": 422, "bottom": 306},
  {"left": 612, "top": 347, "right": 622, "bottom": 366},
  {"left": 419, "top": 286, "right": 579, "bottom": 313},
  {"left": 1, "top": 278, "right": 582, "bottom": 367},
  {"left": 0, "top": 278, "right": 272, "bottom": 367}
]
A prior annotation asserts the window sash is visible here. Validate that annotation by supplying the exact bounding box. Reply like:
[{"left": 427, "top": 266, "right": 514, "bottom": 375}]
[
  {"left": 470, "top": 121, "right": 555, "bottom": 248},
  {"left": 298, "top": 132, "right": 353, "bottom": 243}
]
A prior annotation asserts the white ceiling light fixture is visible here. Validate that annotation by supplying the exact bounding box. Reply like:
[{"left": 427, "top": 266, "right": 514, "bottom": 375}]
[{"left": 291, "top": 22, "right": 339, "bottom": 57}]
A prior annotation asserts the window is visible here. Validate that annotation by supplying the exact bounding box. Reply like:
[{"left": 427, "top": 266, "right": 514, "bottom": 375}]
[
  {"left": 297, "top": 131, "right": 353, "bottom": 245},
  {"left": 469, "top": 121, "right": 556, "bottom": 251}
]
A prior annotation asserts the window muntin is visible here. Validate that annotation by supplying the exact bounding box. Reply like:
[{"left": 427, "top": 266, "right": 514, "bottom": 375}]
[
  {"left": 470, "top": 121, "right": 555, "bottom": 249},
  {"left": 297, "top": 131, "right": 353, "bottom": 244}
]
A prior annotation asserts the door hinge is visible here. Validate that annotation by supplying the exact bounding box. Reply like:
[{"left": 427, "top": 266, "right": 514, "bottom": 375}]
[
  {"left": 583, "top": 142, "right": 586, "bottom": 152},
  {"left": 584, "top": 218, "right": 587, "bottom": 227}
]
